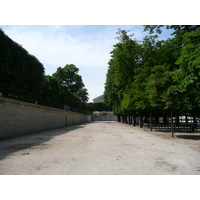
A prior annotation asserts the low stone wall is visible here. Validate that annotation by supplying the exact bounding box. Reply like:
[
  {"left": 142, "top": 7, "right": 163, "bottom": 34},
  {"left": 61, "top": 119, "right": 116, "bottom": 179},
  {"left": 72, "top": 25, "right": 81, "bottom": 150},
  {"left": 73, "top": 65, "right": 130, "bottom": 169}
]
[{"left": 0, "top": 97, "right": 91, "bottom": 139}]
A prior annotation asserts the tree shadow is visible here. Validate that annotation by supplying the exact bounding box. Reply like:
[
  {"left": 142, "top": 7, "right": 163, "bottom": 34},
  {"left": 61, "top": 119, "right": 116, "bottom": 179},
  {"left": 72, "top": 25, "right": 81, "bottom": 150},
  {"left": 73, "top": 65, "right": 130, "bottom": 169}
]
[
  {"left": 0, "top": 123, "right": 88, "bottom": 161},
  {"left": 175, "top": 134, "right": 200, "bottom": 140},
  {"left": 147, "top": 127, "right": 200, "bottom": 140}
]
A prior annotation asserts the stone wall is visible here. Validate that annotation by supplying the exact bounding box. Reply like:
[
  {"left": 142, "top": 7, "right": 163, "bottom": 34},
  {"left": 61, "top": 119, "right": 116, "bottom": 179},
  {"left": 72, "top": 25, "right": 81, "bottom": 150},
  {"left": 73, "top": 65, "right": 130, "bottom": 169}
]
[{"left": 0, "top": 97, "right": 91, "bottom": 139}]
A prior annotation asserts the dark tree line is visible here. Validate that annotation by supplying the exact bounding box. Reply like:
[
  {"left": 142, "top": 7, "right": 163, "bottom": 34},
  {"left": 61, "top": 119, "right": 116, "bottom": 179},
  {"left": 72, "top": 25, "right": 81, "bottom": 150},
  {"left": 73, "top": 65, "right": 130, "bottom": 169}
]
[
  {"left": 0, "top": 28, "right": 89, "bottom": 111},
  {"left": 0, "top": 29, "right": 45, "bottom": 95},
  {"left": 87, "top": 102, "right": 111, "bottom": 112},
  {"left": 104, "top": 26, "right": 200, "bottom": 136},
  {"left": 42, "top": 64, "right": 89, "bottom": 110}
]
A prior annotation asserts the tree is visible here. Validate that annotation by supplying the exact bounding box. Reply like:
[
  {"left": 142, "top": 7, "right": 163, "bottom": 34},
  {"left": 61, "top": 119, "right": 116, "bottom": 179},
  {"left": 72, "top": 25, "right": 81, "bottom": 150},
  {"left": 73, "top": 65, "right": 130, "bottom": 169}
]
[
  {"left": 121, "top": 35, "right": 162, "bottom": 127},
  {"left": 172, "top": 30, "right": 200, "bottom": 120},
  {"left": 0, "top": 28, "right": 45, "bottom": 95},
  {"left": 105, "top": 29, "right": 141, "bottom": 120},
  {"left": 143, "top": 25, "right": 200, "bottom": 36},
  {"left": 104, "top": 58, "right": 121, "bottom": 115},
  {"left": 105, "top": 26, "right": 200, "bottom": 135},
  {"left": 143, "top": 27, "right": 200, "bottom": 135},
  {"left": 52, "top": 64, "right": 89, "bottom": 103},
  {"left": 42, "top": 75, "right": 62, "bottom": 102},
  {"left": 145, "top": 26, "right": 200, "bottom": 113},
  {"left": 174, "top": 30, "right": 200, "bottom": 100}
]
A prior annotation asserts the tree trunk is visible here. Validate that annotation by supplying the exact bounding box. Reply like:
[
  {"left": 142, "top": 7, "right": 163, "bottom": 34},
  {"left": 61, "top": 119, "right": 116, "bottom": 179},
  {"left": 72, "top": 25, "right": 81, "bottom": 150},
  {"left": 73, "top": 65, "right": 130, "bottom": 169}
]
[
  {"left": 129, "top": 114, "right": 132, "bottom": 125},
  {"left": 155, "top": 115, "right": 159, "bottom": 124},
  {"left": 171, "top": 109, "right": 174, "bottom": 137},
  {"left": 117, "top": 116, "right": 120, "bottom": 122},
  {"left": 125, "top": 115, "right": 128, "bottom": 124},
  {"left": 132, "top": 112, "right": 136, "bottom": 126},
  {"left": 163, "top": 115, "right": 168, "bottom": 125},
  {"left": 193, "top": 116, "right": 196, "bottom": 132},
  {"left": 150, "top": 109, "right": 152, "bottom": 131},
  {"left": 186, "top": 115, "right": 188, "bottom": 131},
  {"left": 176, "top": 115, "right": 179, "bottom": 126},
  {"left": 139, "top": 110, "right": 143, "bottom": 128},
  {"left": 123, "top": 115, "right": 126, "bottom": 123}
]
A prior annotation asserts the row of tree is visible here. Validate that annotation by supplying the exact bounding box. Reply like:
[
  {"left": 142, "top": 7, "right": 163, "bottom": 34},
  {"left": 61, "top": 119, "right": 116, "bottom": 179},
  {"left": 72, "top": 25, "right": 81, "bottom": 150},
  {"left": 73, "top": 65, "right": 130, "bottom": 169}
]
[
  {"left": 0, "top": 28, "right": 89, "bottom": 111},
  {"left": 0, "top": 29, "right": 45, "bottom": 95},
  {"left": 104, "top": 26, "right": 200, "bottom": 136}
]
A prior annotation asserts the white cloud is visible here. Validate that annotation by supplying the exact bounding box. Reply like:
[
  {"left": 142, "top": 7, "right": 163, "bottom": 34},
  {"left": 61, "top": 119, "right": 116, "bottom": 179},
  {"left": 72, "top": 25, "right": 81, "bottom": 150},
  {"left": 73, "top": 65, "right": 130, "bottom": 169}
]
[{"left": 1, "top": 25, "right": 147, "bottom": 102}]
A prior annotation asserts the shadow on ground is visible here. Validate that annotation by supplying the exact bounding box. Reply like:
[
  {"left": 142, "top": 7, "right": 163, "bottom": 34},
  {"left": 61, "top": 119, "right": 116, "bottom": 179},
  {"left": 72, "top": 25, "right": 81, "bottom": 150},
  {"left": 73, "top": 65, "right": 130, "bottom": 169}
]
[
  {"left": 0, "top": 123, "right": 88, "bottom": 161},
  {"left": 145, "top": 128, "right": 200, "bottom": 140},
  {"left": 175, "top": 134, "right": 200, "bottom": 140}
]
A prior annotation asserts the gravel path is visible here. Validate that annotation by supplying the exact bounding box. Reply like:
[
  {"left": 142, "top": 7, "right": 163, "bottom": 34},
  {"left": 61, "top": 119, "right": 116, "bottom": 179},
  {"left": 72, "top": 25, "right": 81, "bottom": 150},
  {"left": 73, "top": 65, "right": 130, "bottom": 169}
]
[{"left": 0, "top": 121, "right": 199, "bottom": 175}]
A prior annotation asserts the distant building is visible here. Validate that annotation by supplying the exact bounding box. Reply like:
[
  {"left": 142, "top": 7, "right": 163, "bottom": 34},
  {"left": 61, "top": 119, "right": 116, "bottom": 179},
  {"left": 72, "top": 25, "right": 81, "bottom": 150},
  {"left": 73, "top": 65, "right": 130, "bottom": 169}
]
[
  {"left": 92, "top": 94, "right": 116, "bottom": 121},
  {"left": 93, "top": 94, "right": 104, "bottom": 103}
]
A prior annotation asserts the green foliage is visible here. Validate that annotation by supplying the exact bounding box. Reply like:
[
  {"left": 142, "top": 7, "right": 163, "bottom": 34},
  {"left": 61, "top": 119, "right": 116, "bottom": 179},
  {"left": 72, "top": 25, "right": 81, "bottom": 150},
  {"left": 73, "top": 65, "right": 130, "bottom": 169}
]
[
  {"left": 143, "top": 25, "right": 200, "bottom": 36},
  {"left": 105, "top": 26, "right": 200, "bottom": 118},
  {"left": 42, "top": 75, "right": 61, "bottom": 102},
  {"left": 146, "top": 65, "right": 167, "bottom": 109},
  {"left": 0, "top": 28, "right": 45, "bottom": 95},
  {"left": 52, "top": 64, "right": 89, "bottom": 103},
  {"left": 174, "top": 31, "right": 200, "bottom": 89},
  {"left": 43, "top": 65, "right": 89, "bottom": 110},
  {"left": 0, "top": 29, "right": 89, "bottom": 111},
  {"left": 173, "top": 30, "right": 200, "bottom": 107},
  {"left": 104, "top": 29, "right": 143, "bottom": 115},
  {"left": 86, "top": 102, "right": 111, "bottom": 112}
]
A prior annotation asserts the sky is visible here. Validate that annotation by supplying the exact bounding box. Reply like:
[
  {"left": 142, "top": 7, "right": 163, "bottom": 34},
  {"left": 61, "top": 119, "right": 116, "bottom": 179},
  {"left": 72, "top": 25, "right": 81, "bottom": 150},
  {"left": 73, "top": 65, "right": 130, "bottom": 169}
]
[
  {"left": 1, "top": 1, "right": 196, "bottom": 103},
  {"left": 0, "top": 25, "right": 174, "bottom": 102}
]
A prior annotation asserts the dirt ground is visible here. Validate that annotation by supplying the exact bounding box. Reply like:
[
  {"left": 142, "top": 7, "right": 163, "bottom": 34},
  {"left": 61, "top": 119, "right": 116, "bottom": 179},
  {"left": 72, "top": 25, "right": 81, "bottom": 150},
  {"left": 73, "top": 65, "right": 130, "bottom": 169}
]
[{"left": 0, "top": 121, "right": 200, "bottom": 175}]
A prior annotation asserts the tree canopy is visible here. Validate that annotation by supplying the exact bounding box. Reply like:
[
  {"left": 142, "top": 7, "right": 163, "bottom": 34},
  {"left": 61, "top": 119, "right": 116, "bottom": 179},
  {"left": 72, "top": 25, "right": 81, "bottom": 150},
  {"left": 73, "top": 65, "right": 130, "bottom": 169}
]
[
  {"left": 104, "top": 26, "right": 200, "bottom": 134},
  {"left": 0, "top": 29, "right": 89, "bottom": 111},
  {"left": 0, "top": 28, "right": 45, "bottom": 95},
  {"left": 52, "top": 64, "right": 89, "bottom": 103}
]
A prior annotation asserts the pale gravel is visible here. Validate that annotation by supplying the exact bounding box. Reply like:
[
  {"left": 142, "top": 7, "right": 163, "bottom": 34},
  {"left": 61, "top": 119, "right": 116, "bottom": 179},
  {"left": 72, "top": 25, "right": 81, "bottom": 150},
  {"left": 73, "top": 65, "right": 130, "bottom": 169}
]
[{"left": 0, "top": 121, "right": 199, "bottom": 175}]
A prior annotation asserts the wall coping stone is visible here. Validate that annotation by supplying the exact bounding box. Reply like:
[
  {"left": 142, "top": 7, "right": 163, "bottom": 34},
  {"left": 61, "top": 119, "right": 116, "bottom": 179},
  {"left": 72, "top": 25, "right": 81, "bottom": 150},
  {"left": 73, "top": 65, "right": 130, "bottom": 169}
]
[{"left": 0, "top": 97, "right": 90, "bottom": 116}]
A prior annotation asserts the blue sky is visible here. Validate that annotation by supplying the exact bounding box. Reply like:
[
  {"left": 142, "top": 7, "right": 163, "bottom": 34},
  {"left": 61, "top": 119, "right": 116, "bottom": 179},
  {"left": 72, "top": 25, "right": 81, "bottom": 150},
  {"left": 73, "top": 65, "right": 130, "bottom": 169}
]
[
  {"left": 1, "top": 1, "right": 196, "bottom": 102},
  {"left": 1, "top": 25, "right": 174, "bottom": 102}
]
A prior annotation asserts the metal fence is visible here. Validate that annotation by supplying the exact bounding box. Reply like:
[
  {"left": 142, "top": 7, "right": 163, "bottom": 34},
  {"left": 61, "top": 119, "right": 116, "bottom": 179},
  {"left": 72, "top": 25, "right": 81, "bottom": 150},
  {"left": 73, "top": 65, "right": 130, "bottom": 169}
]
[{"left": 0, "top": 82, "right": 89, "bottom": 114}]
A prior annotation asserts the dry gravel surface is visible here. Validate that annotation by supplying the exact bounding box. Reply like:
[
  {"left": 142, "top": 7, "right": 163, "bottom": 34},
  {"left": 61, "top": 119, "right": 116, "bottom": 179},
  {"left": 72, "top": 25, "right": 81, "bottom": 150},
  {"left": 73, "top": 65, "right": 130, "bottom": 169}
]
[{"left": 0, "top": 121, "right": 200, "bottom": 175}]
